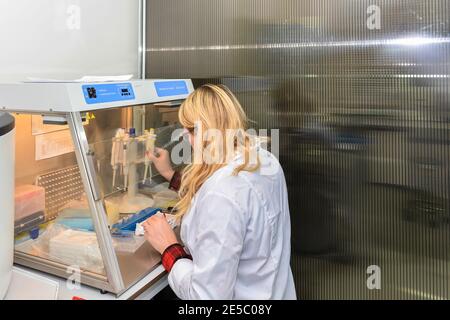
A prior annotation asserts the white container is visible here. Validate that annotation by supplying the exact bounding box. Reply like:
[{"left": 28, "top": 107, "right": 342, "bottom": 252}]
[{"left": 0, "top": 113, "right": 15, "bottom": 299}]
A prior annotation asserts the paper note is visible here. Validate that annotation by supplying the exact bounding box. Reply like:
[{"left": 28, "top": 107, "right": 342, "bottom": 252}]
[{"left": 35, "top": 129, "right": 74, "bottom": 160}]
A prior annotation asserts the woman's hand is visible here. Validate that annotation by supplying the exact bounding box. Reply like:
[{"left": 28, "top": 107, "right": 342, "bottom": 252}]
[
  {"left": 146, "top": 147, "right": 175, "bottom": 182},
  {"left": 143, "top": 212, "right": 178, "bottom": 254}
]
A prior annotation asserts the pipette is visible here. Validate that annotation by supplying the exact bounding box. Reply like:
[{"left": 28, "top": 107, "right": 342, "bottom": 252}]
[
  {"left": 111, "top": 128, "right": 125, "bottom": 188},
  {"left": 122, "top": 131, "right": 131, "bottom": 191},
  {"left": 143, "top": 128, "right": 156, "bottom": 183}
]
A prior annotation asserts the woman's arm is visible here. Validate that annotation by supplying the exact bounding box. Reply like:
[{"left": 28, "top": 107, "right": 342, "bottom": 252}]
[
  {"left": 147, "top": 147, "right": 175, "bottom": 181},
  {"left": 168, "top": 191, "right": 245, "bottom": 300},
  {"left": 146, "top": 147, "right": 181, "bottom": 191}
]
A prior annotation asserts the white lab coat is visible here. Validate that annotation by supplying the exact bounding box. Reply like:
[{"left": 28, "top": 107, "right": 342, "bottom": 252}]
[{"left": 168, "top": 149, "right": 297, "bottom": 300}]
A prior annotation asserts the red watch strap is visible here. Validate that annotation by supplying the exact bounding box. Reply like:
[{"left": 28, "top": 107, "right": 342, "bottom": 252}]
[{"left": 161, "top": 243, "right": 192, "bottom": 273}]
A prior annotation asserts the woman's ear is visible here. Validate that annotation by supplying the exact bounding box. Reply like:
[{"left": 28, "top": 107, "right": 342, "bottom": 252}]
[
  {"left": 188, "top": 132, "right": 195, "bottom": 146},
  {"left": 183, "top": 127, "right": 195, "bottom": 146}
]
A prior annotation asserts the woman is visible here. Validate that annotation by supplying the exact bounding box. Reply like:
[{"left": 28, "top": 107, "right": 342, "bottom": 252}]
[{"left": 143, "top": 84, "right": 296, "bottom": 300}]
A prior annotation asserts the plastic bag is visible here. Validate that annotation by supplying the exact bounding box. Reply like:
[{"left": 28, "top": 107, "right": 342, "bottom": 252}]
[{"left": 15, "top": 223, "right": 105, "bottom": 275}]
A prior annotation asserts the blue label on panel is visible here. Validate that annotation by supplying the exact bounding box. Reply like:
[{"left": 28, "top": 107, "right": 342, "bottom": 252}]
[
  {"left": 82, "top": 83, "right": 135, "bottom": 104},
  {"left": 154, "top": 80, "right": 189, "bottom": 97}
]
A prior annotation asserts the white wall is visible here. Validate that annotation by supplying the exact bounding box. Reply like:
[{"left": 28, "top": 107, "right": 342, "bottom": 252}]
[{"left": 0, "top": 0, "right": 140, "bottom": 82}]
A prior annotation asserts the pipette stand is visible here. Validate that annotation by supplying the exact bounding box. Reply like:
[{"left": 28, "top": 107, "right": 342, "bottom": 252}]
[{"left": 119, "top": 136, "right": 154, "bottom": 214}]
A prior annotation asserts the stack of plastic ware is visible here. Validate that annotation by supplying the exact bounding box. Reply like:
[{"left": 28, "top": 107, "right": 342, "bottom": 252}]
[{"left": 14, "top": 185, "right": 45, "bottom": 236}]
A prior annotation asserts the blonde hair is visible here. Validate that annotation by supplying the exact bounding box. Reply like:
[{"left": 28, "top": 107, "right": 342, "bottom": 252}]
[{"left": 175, "top": 84, "right": 260, "bottom": 217}]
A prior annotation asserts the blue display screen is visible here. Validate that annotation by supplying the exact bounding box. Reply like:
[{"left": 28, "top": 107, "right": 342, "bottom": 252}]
[
  {"left": 82, "top": 83, "right": 135, "bottom": 104},
  {"left": 154, "top": 80, "right": 189, "bottom": 97}
]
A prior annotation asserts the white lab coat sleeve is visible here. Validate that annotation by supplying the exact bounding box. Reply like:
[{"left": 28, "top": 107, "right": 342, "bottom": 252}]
[{"left": 168, "top": 191, "right": 245, "bottom": 300}]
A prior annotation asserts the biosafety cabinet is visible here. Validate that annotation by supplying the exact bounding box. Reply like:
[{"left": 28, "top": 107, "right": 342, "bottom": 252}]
[{"left": 0, "top": 79, "right": 194, "bottom": 295}]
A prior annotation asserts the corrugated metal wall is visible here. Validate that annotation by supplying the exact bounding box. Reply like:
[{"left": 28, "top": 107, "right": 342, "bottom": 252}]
[{"left": 146, "top": 0, "right": 450, "bottom": 299}]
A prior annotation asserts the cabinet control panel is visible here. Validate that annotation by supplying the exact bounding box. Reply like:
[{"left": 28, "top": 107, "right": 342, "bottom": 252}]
[{"left": 82, "top": 82, "right": 135, "bottom": 104}]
